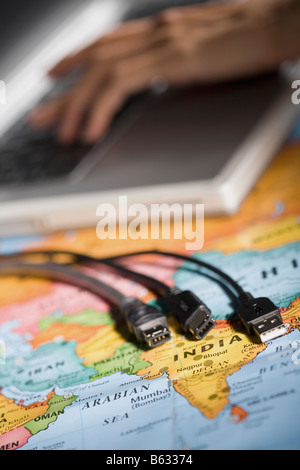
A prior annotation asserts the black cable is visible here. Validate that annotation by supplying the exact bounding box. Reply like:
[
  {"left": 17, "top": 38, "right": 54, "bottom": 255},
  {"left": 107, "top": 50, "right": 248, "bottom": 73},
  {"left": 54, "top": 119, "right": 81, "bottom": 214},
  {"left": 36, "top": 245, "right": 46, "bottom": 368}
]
[
  {"left": 100, "top": 249, "right": 246, "bottom": 298},
  {"left": 0, "top": 248, "right": 244, "bottom": 297},
  {"left": 0, "top": 260, "right": 172, "bottom": 348},
  {"left": 0, "top": 261, "right": 126, "bottom": 306},
  {"left": 0, "top": 249, "right": 216, "bottom": 340},
  {"left": 97, "top": 250, "right": 287, "bottom": 343},
  {"left": 66, "top": 251, "right": 170, "bottom": 297},
  {"left": 0, "top": 250, "right": 171, "bottom": 297},
  {"left": 0, "top": 249, "right": 286, "bottom": 343}
]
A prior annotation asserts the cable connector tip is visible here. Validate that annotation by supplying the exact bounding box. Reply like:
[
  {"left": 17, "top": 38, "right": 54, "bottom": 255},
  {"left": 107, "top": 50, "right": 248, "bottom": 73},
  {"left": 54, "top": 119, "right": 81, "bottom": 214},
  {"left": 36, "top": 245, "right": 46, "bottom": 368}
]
[
  {"left": 168, "top": 289, "right": 215, "bottom": 340},
  {"left": 120, "top": 297, "right": 171, "bottom": 348},
  {"left": 238, "top": 295, "right": 287, "bottom": 343},
  {"left": 142, "top": 325, "right": 172, "bottom": 348}
]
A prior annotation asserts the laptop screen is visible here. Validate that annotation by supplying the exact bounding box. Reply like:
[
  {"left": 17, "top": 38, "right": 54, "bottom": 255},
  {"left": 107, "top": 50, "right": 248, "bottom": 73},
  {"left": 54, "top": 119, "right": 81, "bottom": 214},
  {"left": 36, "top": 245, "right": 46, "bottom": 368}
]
[{"left": 0, "top": 0, "right": 85, "bottom": 78}]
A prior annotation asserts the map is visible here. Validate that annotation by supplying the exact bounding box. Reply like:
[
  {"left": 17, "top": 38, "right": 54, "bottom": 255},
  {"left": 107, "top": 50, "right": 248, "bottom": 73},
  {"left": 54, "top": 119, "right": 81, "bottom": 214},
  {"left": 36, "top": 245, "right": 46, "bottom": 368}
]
[{"left": 0, "top": 119, "right": 300, "bottom": 450}]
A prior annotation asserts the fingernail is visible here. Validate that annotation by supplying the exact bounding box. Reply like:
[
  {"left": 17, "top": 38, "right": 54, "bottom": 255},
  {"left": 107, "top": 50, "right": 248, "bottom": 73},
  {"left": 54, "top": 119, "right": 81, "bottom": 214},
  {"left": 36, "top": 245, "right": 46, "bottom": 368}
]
[
  {"left": 82, "top": 128, "right": 98, "bottom": 144},
  {"left": 57, "top": 128, "right": 75, "bottom": 145},
  {"left": 83, "top": 122, "right": 108, "bottom": 144}
]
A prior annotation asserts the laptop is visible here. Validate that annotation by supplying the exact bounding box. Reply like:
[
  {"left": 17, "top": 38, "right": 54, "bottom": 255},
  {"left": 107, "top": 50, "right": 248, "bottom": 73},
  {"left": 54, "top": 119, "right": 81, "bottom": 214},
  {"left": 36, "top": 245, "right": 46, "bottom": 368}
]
[{"left": 0, "top": 0, "right": 299, "bottom": 237}]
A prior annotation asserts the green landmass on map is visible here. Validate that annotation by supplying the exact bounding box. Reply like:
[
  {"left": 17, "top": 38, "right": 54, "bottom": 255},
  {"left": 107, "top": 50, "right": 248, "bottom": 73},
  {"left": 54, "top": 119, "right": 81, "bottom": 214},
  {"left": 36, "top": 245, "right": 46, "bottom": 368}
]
[
  {"left": 87, "top": 342, "right": 152, "bottom": 380},
  {"left": 24, "top": 393, "right": 77, "bottom": 435},
  {"left": 39, "top": 309, "right": 114, "bottom": 331}
]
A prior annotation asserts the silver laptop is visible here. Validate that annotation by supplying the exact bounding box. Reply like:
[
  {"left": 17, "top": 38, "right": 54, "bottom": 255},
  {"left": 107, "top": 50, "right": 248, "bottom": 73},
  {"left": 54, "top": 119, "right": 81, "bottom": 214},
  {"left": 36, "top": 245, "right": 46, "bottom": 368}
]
[{"left": 0, "top": 0, "right": 299, "bottom": 237}]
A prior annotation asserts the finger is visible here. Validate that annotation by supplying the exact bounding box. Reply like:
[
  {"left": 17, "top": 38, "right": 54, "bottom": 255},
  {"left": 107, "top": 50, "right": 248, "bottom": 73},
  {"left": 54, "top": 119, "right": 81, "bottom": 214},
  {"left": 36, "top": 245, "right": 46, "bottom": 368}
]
[
  {"left": 48, "top": 17, "right": 155, "bottom": 77},
  {"left": 27, "top": 95, "right": 68, "bottom": 128},
  {"left": 48, "top": 15, "right": 182, "bottom": 78},
  {"left": 97, "top": 17, "right": 189, "bottom": 73},
  {"left": 90, "top": 26, "right": 168, "bottom": 63},
  {"left": 93, "top": 15, "right": 193, "bottom": 63},
  {"left": 48, "top": 47, "right": 95, "bottom": 77},
  {"left": 156, "top": 2, "right": 245, "bottom": 25},
  {"left": 41, "top": 31, "right": 168, "bottom": 140},
  {"left": 56, "top": 66, "right": 107, "bottom": 143},
  {"left": 82, "top": 47, "right": 177, "bottom": 143},
  {"left": 82, "top": 83, "right": 126, "bottom": 143},
  {"left": 99, "top": 17, "right": 154, "bottom": 43}
]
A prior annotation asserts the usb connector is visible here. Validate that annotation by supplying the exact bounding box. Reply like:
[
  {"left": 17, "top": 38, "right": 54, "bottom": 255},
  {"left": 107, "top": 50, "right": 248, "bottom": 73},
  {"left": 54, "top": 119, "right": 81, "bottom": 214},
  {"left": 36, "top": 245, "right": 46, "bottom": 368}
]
[
  {"left": 251, "top": 313, "right": 287, "bottom": 343},
  {"left": 168, "top": 288, "right": 216, "bottom": 340},
  {"left": 142, "top": 325, "right": 171, "bottom": 348},
  {"left": 238, "top": 293, "right": 287, "bottom": 343},
  {"left": 120, "top": 297, "right": 171, "bottom": 348}
]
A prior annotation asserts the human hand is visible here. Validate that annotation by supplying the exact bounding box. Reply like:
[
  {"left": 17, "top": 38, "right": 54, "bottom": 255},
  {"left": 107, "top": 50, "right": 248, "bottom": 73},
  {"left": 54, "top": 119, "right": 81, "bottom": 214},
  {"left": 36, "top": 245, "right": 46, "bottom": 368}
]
[{"left": 27, "top": 0, "right": 300, "bottom": 144}]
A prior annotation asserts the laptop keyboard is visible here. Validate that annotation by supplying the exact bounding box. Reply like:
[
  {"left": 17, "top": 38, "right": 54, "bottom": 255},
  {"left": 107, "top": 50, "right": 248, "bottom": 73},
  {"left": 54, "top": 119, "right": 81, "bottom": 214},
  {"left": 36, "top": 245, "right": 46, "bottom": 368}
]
[
  {"left": 0, "top": 129, "right": 92, "bottom": 184},
  {"left": 0, "top": 0, "right": 210, "bottom": 186},
  {"left": 0, "top": 70, "right": 94, "bottom": 185}
]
